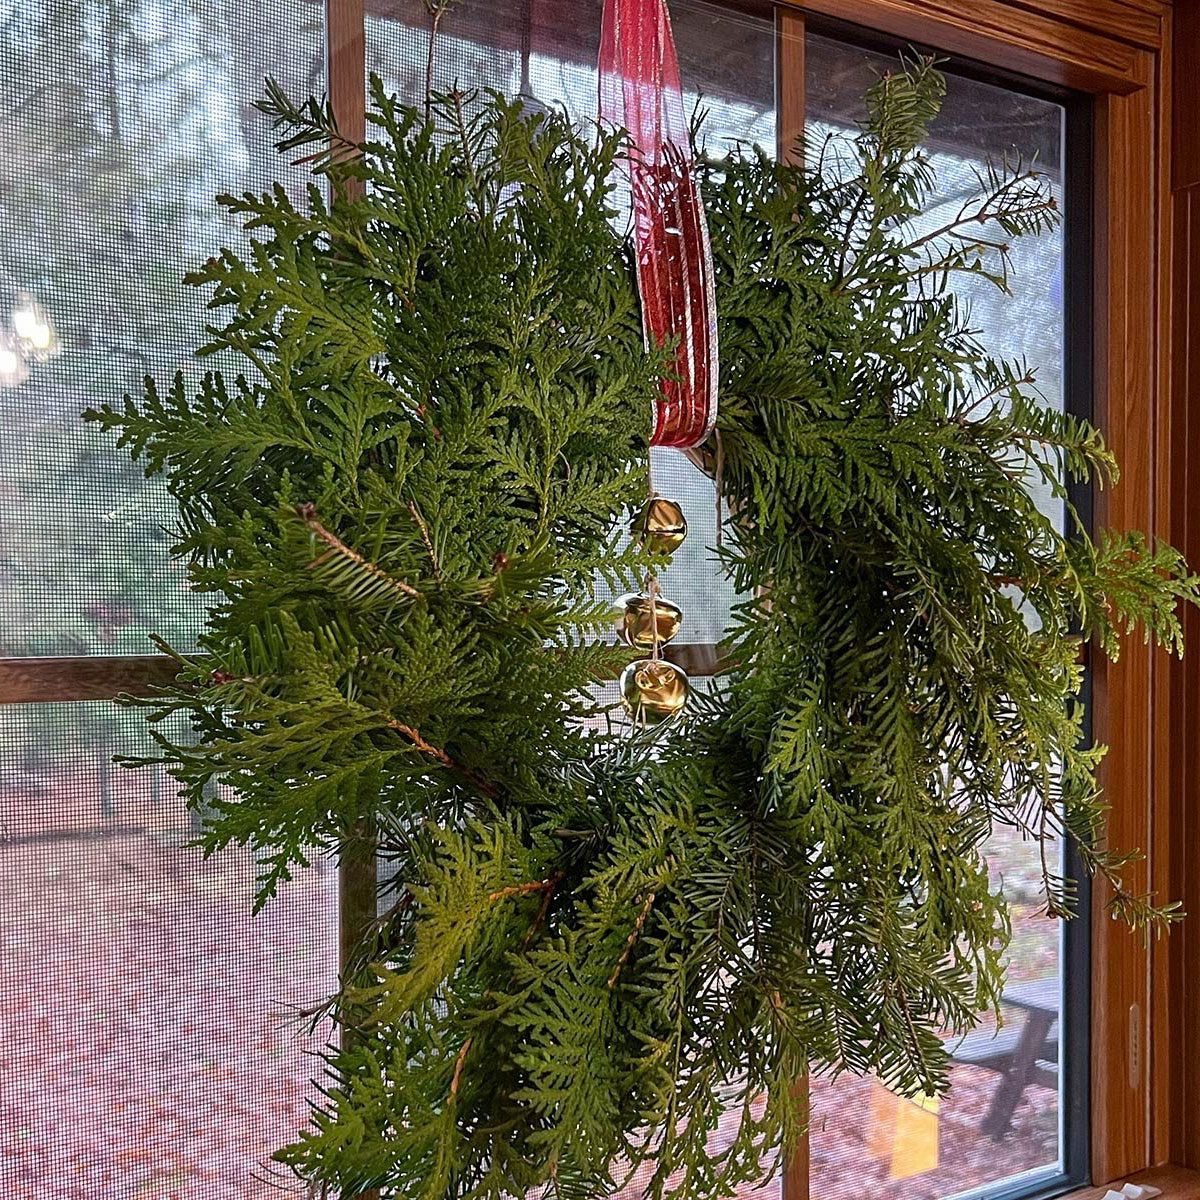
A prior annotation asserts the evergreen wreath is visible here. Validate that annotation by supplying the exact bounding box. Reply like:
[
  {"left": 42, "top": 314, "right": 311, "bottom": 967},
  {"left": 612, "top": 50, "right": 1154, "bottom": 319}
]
[{"left": 89, "top": 60, "right": 1198, "bottom": 1200}]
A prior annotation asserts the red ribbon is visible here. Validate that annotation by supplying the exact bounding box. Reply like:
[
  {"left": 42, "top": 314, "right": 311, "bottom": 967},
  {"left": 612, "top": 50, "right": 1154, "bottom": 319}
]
[{"left": 599, "top": 0, "right": 718, "bottom": 449}]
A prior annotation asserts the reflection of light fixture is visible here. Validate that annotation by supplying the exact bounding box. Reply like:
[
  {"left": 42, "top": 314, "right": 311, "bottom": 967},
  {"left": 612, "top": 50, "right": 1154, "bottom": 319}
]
[
  {"left": 0, "top": 334, "right": 29, "bottom": 388},
  {"left": 10, "top": 290, "right": 59, "bottom": 360}
]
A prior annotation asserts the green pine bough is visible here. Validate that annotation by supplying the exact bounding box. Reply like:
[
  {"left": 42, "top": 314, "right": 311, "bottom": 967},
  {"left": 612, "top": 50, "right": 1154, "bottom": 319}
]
[{"left": 88, "top": 62, "right": 1198, "bottom": 1200}]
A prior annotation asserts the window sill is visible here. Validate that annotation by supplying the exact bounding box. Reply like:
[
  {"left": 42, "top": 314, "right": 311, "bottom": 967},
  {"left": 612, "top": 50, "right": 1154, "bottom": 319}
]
[{"left": 1068, "top": 1168, "right": 1200, "bottom": 1200}]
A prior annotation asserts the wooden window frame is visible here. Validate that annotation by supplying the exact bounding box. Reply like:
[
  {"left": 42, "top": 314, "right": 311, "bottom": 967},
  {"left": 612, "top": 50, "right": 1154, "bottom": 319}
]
[{"left": 3, "top": 0, "right": 1197, "bottom": 1195}]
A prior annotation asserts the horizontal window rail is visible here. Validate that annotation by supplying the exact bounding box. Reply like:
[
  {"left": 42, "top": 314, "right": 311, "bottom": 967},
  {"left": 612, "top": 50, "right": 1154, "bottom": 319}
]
[{"left": 0, "top": 642, "right": 726, "bottom": 705}]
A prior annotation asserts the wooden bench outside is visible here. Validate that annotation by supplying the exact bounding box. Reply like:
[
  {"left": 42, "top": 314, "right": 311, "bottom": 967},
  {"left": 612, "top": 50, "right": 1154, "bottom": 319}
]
[{"left": 949, "top": 976, "right": 1059, "bottom": 1139}]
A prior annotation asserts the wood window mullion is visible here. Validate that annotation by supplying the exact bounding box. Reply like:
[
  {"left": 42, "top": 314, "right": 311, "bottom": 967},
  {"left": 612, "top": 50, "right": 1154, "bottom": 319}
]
[{"left": 776, "top": 8, "right": 810, "bottom": 1200}]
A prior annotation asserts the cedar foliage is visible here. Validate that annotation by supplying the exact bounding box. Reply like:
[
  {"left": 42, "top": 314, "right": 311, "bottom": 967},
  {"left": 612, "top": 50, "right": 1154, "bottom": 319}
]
[{"left": 88, "top": 62, "right": 1197, "bottom": 1200}]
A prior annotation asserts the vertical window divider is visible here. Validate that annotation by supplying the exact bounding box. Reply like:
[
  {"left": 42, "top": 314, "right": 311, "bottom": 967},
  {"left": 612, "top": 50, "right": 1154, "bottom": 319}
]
[
  {"left": 775, "top": 9, "right": 809, "bottom": 1198},
  {"left": 322, "top": 14, "right": 379, "bottom": 1200}
]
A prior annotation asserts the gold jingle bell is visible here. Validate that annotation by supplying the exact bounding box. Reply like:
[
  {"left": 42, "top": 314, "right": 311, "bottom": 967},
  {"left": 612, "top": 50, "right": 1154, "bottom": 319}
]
[
  {"left": 615, "top": 592, "right": 683, "bottom": 651},
  {"left": 631, "top": 496, "right": 687, "bottom": 554},
  {"left": 620, "top": 658, "right": 690, "bottom": 725}
]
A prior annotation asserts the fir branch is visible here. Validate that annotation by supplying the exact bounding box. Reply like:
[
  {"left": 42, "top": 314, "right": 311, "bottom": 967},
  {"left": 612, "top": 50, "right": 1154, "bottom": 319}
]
[
  {"left": 522, "top": 871, "right": 564, "bottom": 949},
  {"left": 255, "top": 77, "right": 361, "bottom": 170},
  {"left": 423, "top": 0, "right": 460, "bottom": 119},
  {"left": 296, "top": 503, "right": 421, "bottom": 599},
  {"left": 447, "top": 87, "right": 483, "bottom": 206}
]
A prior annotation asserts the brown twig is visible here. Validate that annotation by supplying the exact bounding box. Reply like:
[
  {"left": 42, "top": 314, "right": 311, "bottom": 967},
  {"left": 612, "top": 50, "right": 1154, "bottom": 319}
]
[
  {"left": 384, "top": 718, "right": 499, "bottom": 798},
  {"left": 955, "top": 370, "right": 1037, "bottom": 423},
  {"left": 408, "top": 500, "right": 441, "bottom": 577},
  {"left": 292, "top": 139, "right": 361, "bottom": 168},
  {"left": 385, "top": 718, "right": 455, "bottom": 769},
  {"left": 450, "top": 1036, "right": 473, "bottom": 1098},
  {"left": 908, "top": 193, "right": 1058, "bottom": 254},
  {"left": 423, "top": 1, "right": 455, "bottom": 120},
  {"left": 607, "top": 892, "right": 657, "bottom": 990},
  {"left": 488, "top": 877, "right": 558, "bottom": 904},
  {"left": 889, "top": 975, "right": 934, "bottom": 1085},
  {"left": 522, "top": 871, "right": 564, "bottom": 949},
  {"left": 285, "top": 995, "right": 339, "bottom": 1026},
  {"left": 296, "top": 503, "right": 420, "bottom": 599}
]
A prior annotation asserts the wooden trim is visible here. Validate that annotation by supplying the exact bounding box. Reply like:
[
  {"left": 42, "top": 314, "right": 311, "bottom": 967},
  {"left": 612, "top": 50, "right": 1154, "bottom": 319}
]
[
  {"left": 322, "top": 4, "right": 379, "bottom": 1195},
  {"left": 775, "top": 15, "right": 810, "bottom": 1200},
  {"left": 997, "top": 0, "right": 1163, "bottom": 52},
  {"left": 1089, "top": 76, "right": 1160, "bottom": 1184},
  {"left": 783, "top": 1075, "right": 810, "bottom": 1200},
  {"left": 0, "top": 655, "right": 182, "bottom": 703},
  {"left": 1067, "top": 1165, "right": 1200, "bottom": 1200},
  {"left": 661, "top": 641, "right": 726, "bottom": 677},
  {"left": 339, "top": 815, "right": 378, "bottom": 983},
  {"left": 1167, "top": 182, "right": 1200, "bottom": 1172},
  {"left": 777, "top": 7, "right": 806, "bottom": 167},
  {"left": 0, "top": 645, "right": 728, "bottom": 707},
  {"left": 784, "top": 0, "right": 1153, "bottom": 91},
  {"left": 1151, "top": 6, "right": 1176, "bottom": 1169},
  {"left": 328, "top": 0, "right": 365, "bottom": 145},
  {"left": 1163, "top": 1, "right": 1200, "bottom": 1171},
  {"left": 1172, "top": 0, "right": 1200, "bottom": 189}
]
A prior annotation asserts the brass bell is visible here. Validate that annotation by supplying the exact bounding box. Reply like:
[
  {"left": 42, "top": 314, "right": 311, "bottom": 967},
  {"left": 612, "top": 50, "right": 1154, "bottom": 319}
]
[
  {"left": 631, "top": 496, "right": 687, "bottom": 554},
  {"left": 615, "top": 592, "right": 683, "bottom": 651},
  {"left": 620, "top": 658, "right": 690, "bottom": 725}
]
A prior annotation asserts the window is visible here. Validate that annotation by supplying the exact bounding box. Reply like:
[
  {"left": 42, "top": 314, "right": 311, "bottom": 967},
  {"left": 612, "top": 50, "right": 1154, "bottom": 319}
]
[
  {"left": 0, "top": 3, "right": 1101, "bottom": 1197},
  {"left": 803, "top": 28, "right": 1089, "bottom": 1200},
  {"left": 0, "top": 3, "right": 336, "bottom": 1194}
]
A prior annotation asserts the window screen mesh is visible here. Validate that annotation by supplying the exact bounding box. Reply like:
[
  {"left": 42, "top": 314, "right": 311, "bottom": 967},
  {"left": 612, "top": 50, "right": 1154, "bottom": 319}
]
[
  {"left": 0, "top": 0, "right": 324, "bottom": 657},
  {"left": 0, "top": 702, "right": 336, "bottom": 1196},
  {"left": 0, "top": 3, "right": 338, "bottom": 1196},
  {"left": 804, "top": 35, "right": 1068, "bottom": 1200}
]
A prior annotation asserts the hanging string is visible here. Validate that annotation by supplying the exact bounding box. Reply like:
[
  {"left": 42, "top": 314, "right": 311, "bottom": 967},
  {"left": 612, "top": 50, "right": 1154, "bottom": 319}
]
[
  {"left": 714, "top": 428, "right": 724, "bottom": 551},
  {"left": 645, "top": 449, "right": 660, "bottom": 660},
  {"left": 519, "top": 0, "right": 534, "bottom": 100}
]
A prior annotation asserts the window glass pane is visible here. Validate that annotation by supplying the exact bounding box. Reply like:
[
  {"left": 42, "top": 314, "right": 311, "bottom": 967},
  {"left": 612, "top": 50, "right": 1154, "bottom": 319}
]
[
  {"left": 0, "top": 702, "right": 337, "bottom": 1194},
  {"left": 368, "top": 0, "right": 776, "bottom": 646},
  {"left": 805, "top": 34, "right": 1068, "bottom": 1200},
  {"left": 0, "top": 0, "right": 323, "bottom": 656}
]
